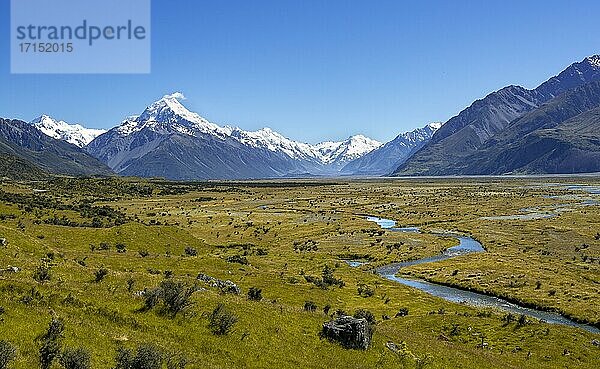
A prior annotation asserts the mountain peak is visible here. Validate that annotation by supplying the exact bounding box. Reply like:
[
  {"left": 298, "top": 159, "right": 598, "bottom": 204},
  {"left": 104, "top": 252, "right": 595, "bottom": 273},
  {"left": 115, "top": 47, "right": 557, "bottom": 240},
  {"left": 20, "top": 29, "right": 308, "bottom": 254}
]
[
  {"left": 139, "top": 92, "right": 197, "bottom": 122},
  {"left": 583, "top": 55, "right": 600, "bottom": 68},
  {"left": 30, "top": 115, "right": 105, "bottom": 147},
  {"left": 122, "top": 92, "right": 229, "bottom": 137},
  {"left": 426, "top": 122, "right": 443, "bottom": 130}
]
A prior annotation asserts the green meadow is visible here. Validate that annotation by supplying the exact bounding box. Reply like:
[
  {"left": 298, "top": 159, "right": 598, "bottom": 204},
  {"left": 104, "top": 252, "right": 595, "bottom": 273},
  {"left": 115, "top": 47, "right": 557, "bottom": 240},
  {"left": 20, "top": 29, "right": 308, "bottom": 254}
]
[{"left": 0, "top": 177, "right": 598, "bottom": 368}]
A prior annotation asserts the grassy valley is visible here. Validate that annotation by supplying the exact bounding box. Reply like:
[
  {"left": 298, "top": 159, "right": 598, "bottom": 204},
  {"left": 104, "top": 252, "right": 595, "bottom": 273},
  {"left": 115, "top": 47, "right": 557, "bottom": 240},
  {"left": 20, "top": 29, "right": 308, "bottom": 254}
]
[{"left": 0, "top": 177, "right": 598, "bottom": 368}]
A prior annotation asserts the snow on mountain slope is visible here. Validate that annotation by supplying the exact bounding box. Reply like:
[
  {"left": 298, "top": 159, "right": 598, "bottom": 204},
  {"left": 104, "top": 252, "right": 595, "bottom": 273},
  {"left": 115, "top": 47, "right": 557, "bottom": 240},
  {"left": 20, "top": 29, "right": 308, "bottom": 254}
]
[
  {"left": 30, "top": 115, "right": 106, "bottom": 147},
  {"left": 117, "top": 93, "right": 232, "bottom": 137},
  {"left": 89, "top": 92, "right": 381, "bottom": 175},
  {"left": 341, "top": 123, "right": 441, "bottom": 175},
  {"left": 315, "top": 135, "right": 382, "bottom": 165}
]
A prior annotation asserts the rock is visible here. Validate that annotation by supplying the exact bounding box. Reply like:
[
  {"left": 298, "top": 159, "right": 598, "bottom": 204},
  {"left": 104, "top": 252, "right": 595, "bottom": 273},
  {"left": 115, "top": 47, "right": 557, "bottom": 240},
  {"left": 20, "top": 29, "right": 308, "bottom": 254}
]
[
  {"left": 0, "top": 238, "right": 6, "bottom": 247},
  {"left": 591, "top": 339, "right": 600, "bottom": 347},
  {"left": 197, "top": 273, "right": 240, "bottom": 294},
  {"left": 7, "top": 266, "right": 19, "bottom": 273},
  {"left": 321, "top": 315, "right": 372, "bottom": 350},
  {"left": 385, "top": 341, "right": 399, "bottom": 353}
]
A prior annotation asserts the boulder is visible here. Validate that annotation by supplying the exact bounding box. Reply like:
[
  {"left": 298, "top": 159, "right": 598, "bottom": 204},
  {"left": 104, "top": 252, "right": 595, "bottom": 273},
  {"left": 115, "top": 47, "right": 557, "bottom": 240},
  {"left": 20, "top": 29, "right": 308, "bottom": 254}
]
[
  {"left": 197, "top": 273, "right": 240, "bottom": 294},
  {"left": 0, "top": 238, "right": 6, "bottom": 247},
  {"left": 321, "top": 315, "right": 372, "bottom": 350}
]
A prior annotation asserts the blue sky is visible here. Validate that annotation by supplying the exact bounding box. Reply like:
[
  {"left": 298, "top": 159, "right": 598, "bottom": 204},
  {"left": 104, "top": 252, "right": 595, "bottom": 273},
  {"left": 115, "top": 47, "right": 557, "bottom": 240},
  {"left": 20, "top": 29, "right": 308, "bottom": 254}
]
[{"left": 1, "top": 0, "right": 599, "bottom": 143}]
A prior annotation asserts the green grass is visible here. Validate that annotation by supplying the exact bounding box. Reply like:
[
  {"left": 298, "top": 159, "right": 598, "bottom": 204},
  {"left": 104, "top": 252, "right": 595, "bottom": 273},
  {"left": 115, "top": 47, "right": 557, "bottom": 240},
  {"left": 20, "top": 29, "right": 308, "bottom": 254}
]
[{"left": 0, "top": 177, "right": 598, "bottom": 368}]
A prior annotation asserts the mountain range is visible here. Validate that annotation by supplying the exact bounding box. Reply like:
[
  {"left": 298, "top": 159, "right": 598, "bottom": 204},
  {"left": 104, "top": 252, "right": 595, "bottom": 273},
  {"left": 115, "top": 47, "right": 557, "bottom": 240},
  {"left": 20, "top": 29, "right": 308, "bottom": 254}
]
[
  {"left": 1, "top": 94, "right": 435, "bottom": 180},
  {"left": 394, "top": 55, "right": 600, "bottom": 175},
  {"left": 85, "top": 93, "right": 392, "bottom": 179},
  {"left": 0, "top": 118, "right": 111, "bottom": 177},
  {"left": 1, "top": 55, "right": 600, "bottom": 180}
]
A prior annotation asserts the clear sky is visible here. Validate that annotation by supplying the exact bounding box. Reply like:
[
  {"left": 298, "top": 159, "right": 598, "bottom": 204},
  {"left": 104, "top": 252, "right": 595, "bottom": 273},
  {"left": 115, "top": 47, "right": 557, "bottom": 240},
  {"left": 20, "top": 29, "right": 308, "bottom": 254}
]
[{"left": 1, "top": 0, "right": 599, "bottom": 143}]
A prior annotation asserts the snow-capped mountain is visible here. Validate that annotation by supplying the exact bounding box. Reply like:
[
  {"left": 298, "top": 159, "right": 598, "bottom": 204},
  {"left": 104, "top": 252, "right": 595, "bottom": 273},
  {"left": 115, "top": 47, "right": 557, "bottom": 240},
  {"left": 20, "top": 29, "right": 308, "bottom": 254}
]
[
  {"left": 341, "top": 123, "right": 441, "bottom": 175},
  {"left": 315, "top": 135, "right": 382, "bottom": 167},
  {"left": 232, "top": 128, "right": 381, "bottom": 168},
  {"left": 30, "top": 115, "right": 106, "bottom": 147},
  {"left": 86, "top": 93, "right": 382, "bottom": 179}
]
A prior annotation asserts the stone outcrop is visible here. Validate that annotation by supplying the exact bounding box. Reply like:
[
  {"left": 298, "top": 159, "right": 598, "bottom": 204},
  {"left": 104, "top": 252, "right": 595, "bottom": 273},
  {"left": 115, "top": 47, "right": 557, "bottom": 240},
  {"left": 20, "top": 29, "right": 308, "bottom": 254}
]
[
  {"left": 321, "top": 316, "right": 372, "bottom": 350},
  {"left": 197, "top": 273, "right": 241, "bottom": 295}
]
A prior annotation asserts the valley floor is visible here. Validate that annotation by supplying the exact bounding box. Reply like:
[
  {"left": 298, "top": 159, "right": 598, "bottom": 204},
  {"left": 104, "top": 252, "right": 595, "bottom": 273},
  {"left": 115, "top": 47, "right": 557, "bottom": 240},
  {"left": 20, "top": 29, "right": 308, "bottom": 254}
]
[{"left": 0, "top": 176, "right": 598, "bottom": 368}]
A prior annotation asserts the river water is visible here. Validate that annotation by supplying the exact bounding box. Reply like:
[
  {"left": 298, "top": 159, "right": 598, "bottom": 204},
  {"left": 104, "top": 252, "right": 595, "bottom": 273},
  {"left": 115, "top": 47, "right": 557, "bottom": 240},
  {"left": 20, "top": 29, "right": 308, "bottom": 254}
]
[{"left": 357, "top": 216, "right": 599, "bottom": 334}]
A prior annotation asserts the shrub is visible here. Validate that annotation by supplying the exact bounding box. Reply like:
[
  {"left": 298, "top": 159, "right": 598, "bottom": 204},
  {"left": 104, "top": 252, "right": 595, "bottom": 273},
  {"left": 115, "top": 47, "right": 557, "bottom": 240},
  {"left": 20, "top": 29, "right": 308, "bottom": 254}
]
[
  {"left": 143, "top": 288, "right": 161, "bottom": 311},
  {"left": 517, "top": 314, "right": 528, "bottom": 326},
  {"left": 127, "top": 278, "right": 135, "bottom": 292},
  {"left": 115, "top": 344, "right": 162, "bottom": 369},
  {"left": 33, "top": 264, "right": 52, "bottom": 283},
  {"left": 303, "top": 301, "right": 317, "bottom": 312},
  {"left": 138, "top": 249, "right": 149, "bottom": 258},
  {"left": 395, "top": 308, "right": 409, "bottom": 317},
  {"left": 166, "top": 352, "right": 188, "bottom": 369},
  {"left": 247, "top": 287, "right": 262, "bottom": 301},
  {"left": 334, "top": 309, "right": 346, "bottom": 317},
  {"left": 0, "top": 340, "right": 16, "bottom": 369},
  {"left": 59, "top": 347, "right": 91, "bottom": 369},
  {"left": 184, "top": 247, "right": 197, "bottom": 257},
  {"left": 357, "top": 284, "right": 374, "bottom": 297},
  {"left": 115, "top": 243, "right": 127, "bottom": 253},
  {"left": 39, "top": 318, "right": 64, "bottom": 369},
  {"left": 226, "top": 255, "right": 248, "bottom": 265},
  {"left": 94, "top": 267, "right": 109, "bottom": 282},
  {"left": 158, "top": 280, "right": 195, "bottom": 316},
  {"left": 354, "top": 309, "right": 376, "bottom": 325},
  {"left": 321, "top": 265, "right": 344, "bottom": 288},
  {"left": 415, "top": 353, "right": 433, "bottom": 369},
  {"left": 323, "top": 304, "right": 331, "bottom": 315},
  {"left": 503, "top": 313, "right": 515, "bottom": 325},
  {"left": 208, "top": 303, "right": 237, "bottom": 335}
]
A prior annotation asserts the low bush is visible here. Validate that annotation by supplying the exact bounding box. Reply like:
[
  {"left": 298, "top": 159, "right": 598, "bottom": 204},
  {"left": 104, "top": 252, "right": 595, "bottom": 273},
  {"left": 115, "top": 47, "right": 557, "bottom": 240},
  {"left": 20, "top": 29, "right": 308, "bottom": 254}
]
[
  {"left": 39, "top": 318, "right": 64, "bottom": 369},
  {"left": 353, "top": 309, "right": 376, "bottom": 325},
  {"left": 357, "top": 284, "right": 374, "bottom": 297},
  {"left": 226, "top": 255, "right": 248, "bottom": 265},
  {"left": 395, "top": 308, "right": 409, "bottom": 317},
  {"left": 303, "top": 301, "right": 317, "bottom": 312},
  {"left": 33, "top": 264, "right": 52, "bottom": 283},
  {"left": 94, "top": 267, "right": 109, "bottom": 282},
  {"left": 115, "top": 344, "right": 162, "bottom": 369},
  {"left": 184, "top": 247, "right": 197, "bottom": 256},
  {"left": 208, "top": 303, "right": 237, "bottom": 335},
  {"left": 0, "top": 340, "right": 16, "bottom": 369},
  {"left": 143, "top": 280, "right": 194, "bottom": 317},
  {"left": 247, "top": 287, "right": 262, "bottom": 301},
  {"left": 59, "top": 346, "right": 91, "bottom": 369}
]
